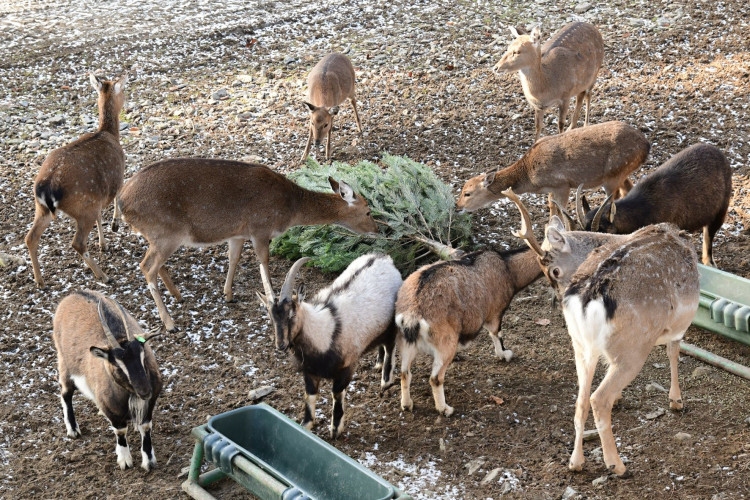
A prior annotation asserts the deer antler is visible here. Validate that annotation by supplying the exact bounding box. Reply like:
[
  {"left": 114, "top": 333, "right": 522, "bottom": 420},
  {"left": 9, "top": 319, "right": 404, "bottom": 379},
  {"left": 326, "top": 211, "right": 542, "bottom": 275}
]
[{"left": 502, "top": 188, "right": 546, "bottom": 257}]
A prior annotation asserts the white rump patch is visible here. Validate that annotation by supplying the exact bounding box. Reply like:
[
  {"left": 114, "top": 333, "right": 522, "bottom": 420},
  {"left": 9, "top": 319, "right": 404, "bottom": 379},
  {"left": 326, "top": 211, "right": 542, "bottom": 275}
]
[{"left": 562, "top": 295, "right": 612, "bottom": 356}]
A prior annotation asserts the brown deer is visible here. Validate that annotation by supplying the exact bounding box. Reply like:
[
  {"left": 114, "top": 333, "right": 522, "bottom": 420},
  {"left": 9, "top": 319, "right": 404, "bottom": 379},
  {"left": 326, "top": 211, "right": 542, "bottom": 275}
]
[
  {"left": 456, "top": 121, "right": 649, "bottom": 216},
  {"left": 25, "top": 73, "right": 127, "bottom": 287},
  {"left": 505, "top": 189, "right": 700, "bottom": 477},
  {"left": 117, "top": 158, "right": 378, "bottom": 331},
  {"left": 494, "top": 22, "right": 604, "bottom": 142},
  {"left": 301, "top": 53, "right": 362, "bottom": 162},
  {"left": 573, "top": 143, "right": 732, "bottom": 266}
]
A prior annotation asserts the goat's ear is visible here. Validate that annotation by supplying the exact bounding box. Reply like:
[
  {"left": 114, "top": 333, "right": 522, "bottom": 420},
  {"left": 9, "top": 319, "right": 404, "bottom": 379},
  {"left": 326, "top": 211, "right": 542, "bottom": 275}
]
[
  {"left": 89, "top": 73, "right": 102, "bottom": 92},
  {"left": 139, "top": 329, "right": 161, "bottom": 343},
  {"left": 114, "top": 73, "right": 128, "bottom": 94},
  {"left": 256, "top": 291, "right": 270, "bottom": 312},
  {"left": 303, "top": 101, "right": 316, "bottom": 112},
  {"left": 530, "top": 25, "right": 542, "bottom": 45},
  {"left": 482, "top": 171, "right": 496, "bottom": 188},
  {"left": 90, "top": 346, "right": 109, "bottom": 359},
  {"left": 329, "top": 106, "right": 340, "bottom": 116},
  {"left": 295, "top": 283, "right": 306, "bottom": 302}
]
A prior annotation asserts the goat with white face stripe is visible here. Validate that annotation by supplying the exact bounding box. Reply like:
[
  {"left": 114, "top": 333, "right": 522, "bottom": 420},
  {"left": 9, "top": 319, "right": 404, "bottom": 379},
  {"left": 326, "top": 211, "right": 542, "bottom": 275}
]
[
  {"left": 53, "top": 290, "right": 162, "bottom": 471},
  {"left": 505, "top": 189, "right": 700, "bottom": 477}
]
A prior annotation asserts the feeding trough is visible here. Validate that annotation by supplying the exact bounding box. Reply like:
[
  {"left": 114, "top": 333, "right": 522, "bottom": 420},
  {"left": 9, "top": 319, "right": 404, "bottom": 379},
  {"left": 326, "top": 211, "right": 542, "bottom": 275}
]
[{"left": 182, "top": 403, "right": 411, "bottom": 500}]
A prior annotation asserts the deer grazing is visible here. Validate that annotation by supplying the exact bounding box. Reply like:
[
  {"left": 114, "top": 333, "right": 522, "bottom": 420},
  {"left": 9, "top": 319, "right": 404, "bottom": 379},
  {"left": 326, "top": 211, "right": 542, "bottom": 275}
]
[
  {"left": 259, "top": 254, "right": 402, "bottom": 438},
  {"left": 505, "top": 188, "right": 700, "bottom": 477},
  {"left": 26, "top": 73, "right": 127, "bottom": 287},
  {"left": 395, "top": 247, "right": 541, "bottom": 416},
  {"left": 53, "top": 290, "right": 162, "bottom": 471},
  {"left": 574, "top": 143, "right": 732, "bottom": 266},
  {"left": 456, "top": 121, "right": 649, "bottom": 216},
  {"left": 494, "top": 22, "right": 604, "bottom": 141},
  {"left": 117, "top": 158, "right": 377, "bottom": 331},
  {"left": 301, "top": 53, "right": 362, "bottom": 162}
]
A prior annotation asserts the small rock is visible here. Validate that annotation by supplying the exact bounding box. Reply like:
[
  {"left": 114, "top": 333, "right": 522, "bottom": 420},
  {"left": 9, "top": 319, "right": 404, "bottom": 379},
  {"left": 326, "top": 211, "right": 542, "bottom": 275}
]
[
  {"left": 464, "top": 456, "right": 486, "bottom": 475},
  {"left": 574, "top": 3, "right": 593, "bottom": 14},
  {"left": 674, "top": 432, "right": 692, "bottom": 443},
  {"left": 235, "top": 74, "right": 254, "bottom": 83},
  {"left": 48, "top": 114, "right": 65, "bottom": 125},
  {"left": 500, "top": 481, "right": 512, "bottom": 495},
  {"left": 562, "top": 486, "right": 578, "bottom": 500},
  {"left": 592, "top": 475, "right": 608, "bottom": 487},
  {"left": 645, "top": 408, "right": 666, "bottom": 420},
  {"left": 646, "top": 382, "right": 668, "bottom": 393},
  {"left": 549, "top": 405, "right": 558, "bottom": 413},
  {"left": 744, "top": 416, "right": 750, "bottom": 426},
  {"left": 583, "top": 429, "right": 599, "bottom": 442},
  {"left": 692, "top": 365, "right": 711, "bottom": 378},
  {"left": 178, "top": 466, "right": 191, "bottom": 479},
  {"left": 283, "top": 56, "right": 296, "bottom": 65},
  {"left": 238, "top": 112, "right": 253, "bottom": 121},
  {"left": 248, "top": 385, "right": 275, "bottom": 401},
  {"left": 439, "top": 438, "right": 446, "bottom": 452},
  {"left": 481, "top": 467, "right": 501, "bottom": 485},
  {"left": 653, "top": 363, "right": 666, "bottom": 369},
  {"left": 211, "top": 89, "right": 229, "bottom": 101},
  {"left": 0, "top": 252, "right": 25, "bottom": 268},
  {"left": 120, "top": 122, "right": 129, "bottom": 130}
]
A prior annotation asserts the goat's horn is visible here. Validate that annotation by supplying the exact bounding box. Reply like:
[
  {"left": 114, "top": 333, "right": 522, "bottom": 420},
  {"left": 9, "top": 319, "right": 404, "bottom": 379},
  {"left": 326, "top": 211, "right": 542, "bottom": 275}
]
[
  {"left": 574, "top": 184, "right": 587, "bottom": 229},
  {"left": 502, "top": 188, "right": 546, "bottom": 257},
  {"left": 97, "top": 300, "right": 121, "bottom": 348},
  {"left": 590, "top": 193, "right": 615, "bottom": 232},
  {"left": 114, "top": 302, "right": 135, "bottom": 341},
  {"left": 280, "top": 257, "right": 311, "bottom": 301}
]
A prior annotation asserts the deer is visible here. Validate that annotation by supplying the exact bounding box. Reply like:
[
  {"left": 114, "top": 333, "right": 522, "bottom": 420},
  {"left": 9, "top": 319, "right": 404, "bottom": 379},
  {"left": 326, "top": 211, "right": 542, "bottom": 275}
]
[
  {"left": 117, "top": 158, "right": 378, "bottom": 332},
  {"left": 25, "top": 72, "right": 127, "bottom": 287},
  {"left": 504, "top": 188, "right": 700, "bottom": 477},
  {"left": 456, "top": 121, "right": 649, "bottom": 217},
  {"left": 572, "top": 143, "right": 732, "bottom": 267},
  {"left": 301, "top": 53, "right": 362, "bottom": 163},
  {"left": 53, "top": 290, "right": 162, "bottom": 471},
  {"left": 494, "top": 22, "right": 604, "bottom": 142},
  {"left": 258, "top": 254, "right": 402, "bottom": 438}
]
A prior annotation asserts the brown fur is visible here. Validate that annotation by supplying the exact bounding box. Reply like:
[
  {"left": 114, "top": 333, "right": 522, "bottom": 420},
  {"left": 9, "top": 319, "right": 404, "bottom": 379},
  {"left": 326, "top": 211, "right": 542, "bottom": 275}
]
[
  {"left": 25, "top": 73, "right": 127, "bottom": 286},
  {"left": 301, "top": 53, "right": 362, "bottom": 162},
  {"left": 395, "top": 249, "right": 542, "bottom": 416},
  {"left": 494, "top": 22, "right": 604, "bottom": 141},
  {"left": 456, "top": 121, "right": 649, "bottom": 216},
  {"left": 118, "top": 158, "right": 377, "bottom": 331}
]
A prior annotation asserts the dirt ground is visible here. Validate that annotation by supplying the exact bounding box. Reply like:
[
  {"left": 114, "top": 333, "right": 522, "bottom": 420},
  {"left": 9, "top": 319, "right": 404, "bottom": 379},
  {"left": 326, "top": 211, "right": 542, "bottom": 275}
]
[{"left": 1, "top": 0, "right": 750, "bottom": 498}]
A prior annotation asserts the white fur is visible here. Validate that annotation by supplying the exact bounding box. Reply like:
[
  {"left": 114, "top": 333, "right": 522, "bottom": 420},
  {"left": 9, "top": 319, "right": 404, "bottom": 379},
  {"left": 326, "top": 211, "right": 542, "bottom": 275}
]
[
  {"left": 71, "top": 374, "right": 96, "bottom": 402},
  {"left": 562, "top": 295, "right": 612, "bottom": 360}
]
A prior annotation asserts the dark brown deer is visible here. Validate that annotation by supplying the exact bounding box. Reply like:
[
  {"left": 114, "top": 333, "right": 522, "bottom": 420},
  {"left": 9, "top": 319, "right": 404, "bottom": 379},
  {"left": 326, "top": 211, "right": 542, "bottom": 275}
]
[{"left": 26, "top": 73, "right": 127, "bottom": 286}]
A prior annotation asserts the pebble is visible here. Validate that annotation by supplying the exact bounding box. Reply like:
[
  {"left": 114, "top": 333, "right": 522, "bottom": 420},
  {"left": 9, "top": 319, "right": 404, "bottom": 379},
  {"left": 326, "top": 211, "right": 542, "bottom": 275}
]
[
  {"left": 692, "top": 365, "right": 711, "bottom": 378},
  {"left": 464, "top": 456, "right": 486, "bottom": 475},
  {"left": 48, "top": 114, "right": 65, "bottom": 125},
  {"left": 439, "top": 438, "right": 446, "bottom": 452},
  {"left": 674, "top": 432, "right": 692, "bottom": 443},
  {"left": 500, "top": 481, "right": 512, "bottom": 495},
  {"left": 480, "top": 467, "right": 500, "bottom": 485},
  {"left": 592, "top": 475, "right": 608, "bottom": 487},
  {"left": 247, "top": 385, "right": 274, "bottom": 401},
  {"left": 211, "top": 89, "right": 229, "bottom": 101},
  {"left": 549, "top": 404, "right": 558, "bottom": 413},
  {"left": 574, "top": 3, "right": 593, "bottom": 14},
  {"left": 583, "top": 429, "right": 599, "bottom": 441},
  {"left": 645, "top": 408, "right": 666, "bottom": 420},
  {"left": 646, "top": 382, "right": 668, "bottom": 393},
  {"left": 562, "top": 486, "right": 578, "bottom": 500}
]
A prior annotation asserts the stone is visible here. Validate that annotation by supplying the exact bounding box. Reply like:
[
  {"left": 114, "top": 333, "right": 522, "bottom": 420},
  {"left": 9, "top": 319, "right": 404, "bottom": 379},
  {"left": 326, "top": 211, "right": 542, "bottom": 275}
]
[
  {"left": 574, "top": 3, "right": 593, "bottom": 14},
  {"left": 692, "top": 365, "right": 711, "bottom": 378},
  {"left": 481, "top": 467, "right": 501, "bottom": 485},
  {"left": 248, "top": 385, "right": 275, "bottom": 401},
  {"left": 562, "top": 486, "right": 578, "bottom": 500},
  {"left": 674, "top": 432, "right": 692, "bottom": 443},
  {"left": 211, "top": 89, "right": 229, "bottom": 101},
  {"left": 592, "top": 475, "right": 608, "bottom": 487},
  {"left": 48, "top": 114, "right": 65, "bottom": 125},
  {"left": 583, "top": 429, "right": 599, "bottom": 441},
  {"left": 645, "top": 408, "right": 665, "bottom": 420},
  {"left": 464, "top": 456, "right": 486, "bottom": 475},
  {"left": 646, "top": 382, "right": 668, "bottom": 393}
]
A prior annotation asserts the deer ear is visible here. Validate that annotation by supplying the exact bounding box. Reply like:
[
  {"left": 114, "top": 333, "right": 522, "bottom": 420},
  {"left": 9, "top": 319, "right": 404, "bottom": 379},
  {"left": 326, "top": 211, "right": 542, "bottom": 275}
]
[
  {"left": 304, "top": 101, "right": 316, "bottom": 112},
  {"left": 482, "top": 171, "right": 496, "bottom": 188},
  {"left": 89, "top": 73, "right": 102, "bottom": 92},
  {"left": 545, "top": 225, "right": 570, "bottom": 253},
  {"left": 548, "top": 215, "right": 565, "bottom": 232},
  {"left": 336, "top": 179, "right": 356, "bottom": 203},
  {"left": 114, "top": 73, "right": 127, "bottom": 94},
  {"left": 329, "top": 106, "right": 340, "bottom": 116},
  {"left": 530, "top": 25, "right": 542, "bottom": 45}
]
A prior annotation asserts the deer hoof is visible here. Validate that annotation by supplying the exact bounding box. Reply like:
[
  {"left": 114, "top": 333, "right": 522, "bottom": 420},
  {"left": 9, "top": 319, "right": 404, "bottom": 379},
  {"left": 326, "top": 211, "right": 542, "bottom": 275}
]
[{"left": 669, "top": 398, "right": 683, "bottom": 410}]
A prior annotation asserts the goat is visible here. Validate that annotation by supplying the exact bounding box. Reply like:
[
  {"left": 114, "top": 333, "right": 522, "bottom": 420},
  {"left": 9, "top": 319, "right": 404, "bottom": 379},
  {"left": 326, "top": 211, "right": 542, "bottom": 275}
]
[
  {"left": 505, "top": 188, "right": 700, "bottom": 477},
  {"left": 258, "top": 253, "right": 402, "bottom": 438},
  {"left": 52, "top": 290, "right": 162, "bottom": 471},
  {"left": 118, "top": 158, "right": 378, "bottom": 331},
  {"left": 395, "top": 247, "right": 542, "bottom": 416},
  {"left": 494, "top": 22, "right": 604, "bottom": 142},
  {"left": 26, "top": 73, "right": 127, "bottom": 287},
  {"left": 301, "top": 53, "right": 362, "bottom": 162},
  {"left": 575, "top": 143, "right": 732, "bottom": 266},
  {"left": 456, "top": 121, "right": 649, "bottom": 217}
]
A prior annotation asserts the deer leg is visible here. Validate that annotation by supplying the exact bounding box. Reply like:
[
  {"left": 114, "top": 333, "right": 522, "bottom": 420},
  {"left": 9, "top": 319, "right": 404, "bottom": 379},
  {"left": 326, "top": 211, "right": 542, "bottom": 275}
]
[
  {"left": 72, "top": 215, "right": 109, "bottom": 282},
  {"left": 399, "top": 336, "right": 419, "bottom": 412},
  {"left": 330, "top": 367, "right": 354, "bottom": 439},
  {"left": 96, "top": 216, "right": 106, "bottom": 252},
  {"left": 584, "top": 86, "right": 594, "bottom": 126},
  {"left": 350, "top": 96, "right": 362, "bottom": 133},
  {"left": 547, "top": 188, "right": 570, "bottom": 219},
  {"left": 224, "top": 238, "right": 244, "bottom": 302},
  {"left": 141, "top": 244, "right": 178, "bottom": 332},
  {"left": 25, "top": 203, "right": 53, "bottom": 287},
  {"left": 300, "top": 128, "right": 313, "bottom": 163},
  {"left": 325, "top": 116, "right": 334, "bottom": 160},
  {"left": 667, "top": 340, "right": 684, "bottom": 410},
  {"left": 429, "top": 329, "right": 457, "bottom": 417},
  {"left": 158, "top": 266, "right": 182, "bottom": 302},
  {"left": 558, "top": 101, "right": 570, "bottom": 134},
  {"left": 250, "top": 238, "right": 274, "bottom": 300},
  {"left": 590, "top": 353, "right": 650, "bottom": 477},
  {"left": 487, "top": 317, "right": 513, "bottom": 362},
  {"left": 703, "top": 209, "right": 727, "bottom": 267},
  {"left": 533, "top": 108, "right": 544, "bottom": 142},
  {"left": 568, "top": 91, "right": 586, "bottom": 131},
  {"left": 569, "top": 342, "right": 598, "bottom": 472},
  {"left": 111, "top": 197, "right": 120, "bottom": 232},
  {"left": 302, "top": 373, "right": 321, "bottom": 430}
]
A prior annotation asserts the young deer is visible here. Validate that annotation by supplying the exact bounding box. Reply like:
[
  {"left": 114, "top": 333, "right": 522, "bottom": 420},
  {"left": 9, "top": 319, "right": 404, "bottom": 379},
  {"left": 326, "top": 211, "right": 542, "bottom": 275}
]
[
  {"left": 301, "top": 53, "right": 362, "bottom": 162},
  {"left": 26, "top": 73, "right": 127, "bottom": 286},
  {"left": 494, "top": 22, "right": 604, "bottom": 142},
  {"left": 456, "top": 121, "right": 649, "bottom": 216},
  {"left": 505, "top": 189, "right": 700, "bottom": 477},
  {"left": 574, "top": 143, "right": 732, "bottom": 266},
  {"left": 118, "top": 158, "right": 378, "bottom": 331}
]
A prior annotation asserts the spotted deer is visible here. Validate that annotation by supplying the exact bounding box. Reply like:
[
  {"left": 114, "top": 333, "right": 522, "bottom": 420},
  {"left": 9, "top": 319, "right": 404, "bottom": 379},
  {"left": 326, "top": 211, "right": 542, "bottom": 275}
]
[
  {"left": 301, "top": 53, "right": 362, "bottom": 162},
  {"left": 118, "top": 158, "right": 377, "bottom": 331},
  {"left": 505, "top": 188, "right": 700, "bottom": 477},
  {"left": 494, "top": 22, "right": 604, "bottom": 141},
  {"left": 26, "top": 73, "right": 127, "bottom": 286},
  {"left": 456, "top": 121, "right": 649, "bottom": 217}
]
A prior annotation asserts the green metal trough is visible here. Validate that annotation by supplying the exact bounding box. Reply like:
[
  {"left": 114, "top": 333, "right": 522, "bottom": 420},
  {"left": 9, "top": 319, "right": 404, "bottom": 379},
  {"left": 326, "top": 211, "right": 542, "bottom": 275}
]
[
  {"left": 182, "top": 403, "right": 411, "bottom": 500},
  {"left": 692, "top": 263, "right": 750, "bottom": 346}
]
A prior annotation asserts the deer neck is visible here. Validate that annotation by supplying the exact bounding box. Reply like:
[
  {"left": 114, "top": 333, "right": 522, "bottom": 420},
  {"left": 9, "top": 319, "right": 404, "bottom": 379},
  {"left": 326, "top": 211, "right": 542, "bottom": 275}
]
[
  {"left": 489, "top": 159, "right": 532, "bottom": 195},
  {"left": 517, "top": 58, "right": 549, "bottom": 106},
  {"left": 98, "top": 97, "right": 121, "bottom": 137},
  {"left": 507, "top": 249, "right": 543, "bottom": 292},
  {"left": 292, "top": 187, "right": 345, "bottom": 227}
]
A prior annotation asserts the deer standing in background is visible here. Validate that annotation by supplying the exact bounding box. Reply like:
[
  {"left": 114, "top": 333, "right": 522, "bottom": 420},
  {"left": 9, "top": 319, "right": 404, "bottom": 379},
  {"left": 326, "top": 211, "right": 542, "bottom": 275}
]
[
  {"left": 26, "top": 73, "right": 127, "bottom": 286},
  {"left": 301, "top": 53, "right": 362, "bottom": 162},
  {"left": 494, "top": 22, "right": 604, "bottom": 142}
]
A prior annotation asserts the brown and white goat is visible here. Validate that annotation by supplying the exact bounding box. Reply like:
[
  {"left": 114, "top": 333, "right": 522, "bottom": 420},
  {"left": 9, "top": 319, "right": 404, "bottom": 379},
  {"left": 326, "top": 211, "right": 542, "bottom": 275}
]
[
  {"left": 118, "top": 158, "right": 378, "bottom": 331},
  {"left": 505, "top": 189, "right": 700, "bottom": 477},
  {"left": 259, "top": 254, "right": 402, "bottom": 438},
  {"left": 395, "top": 248, "right": 542, "bottom": 416},
  {"left": 575, "top": 143, "right": 732, "bottom": 266},
  {"left": 53, "top": 290, "right": 162, "bottom": 471},
  {"left": 26, "top": 73, "right": 127, "bottom": 286},
  {"left": 456, "top": 121, "right": 649, "bottom": 216},
  {"left": 301, "top": 53, "right": 362, "bottom": 162},
  {"left": 494, "top": 22, "right": 604, "bottom": 141}
]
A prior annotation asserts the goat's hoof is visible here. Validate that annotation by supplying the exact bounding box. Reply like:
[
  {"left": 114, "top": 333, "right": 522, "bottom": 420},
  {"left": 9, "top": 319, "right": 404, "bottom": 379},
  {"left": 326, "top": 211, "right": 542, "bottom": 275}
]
[
  {"left": 302, "top": 420, "right": 314, "bottom": 431},
  {"left": 66, "top": 428, "right": 81, "bottom": 439},
  {"left": 669, "top": 398, "right": 683, "bottom": 410}
]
